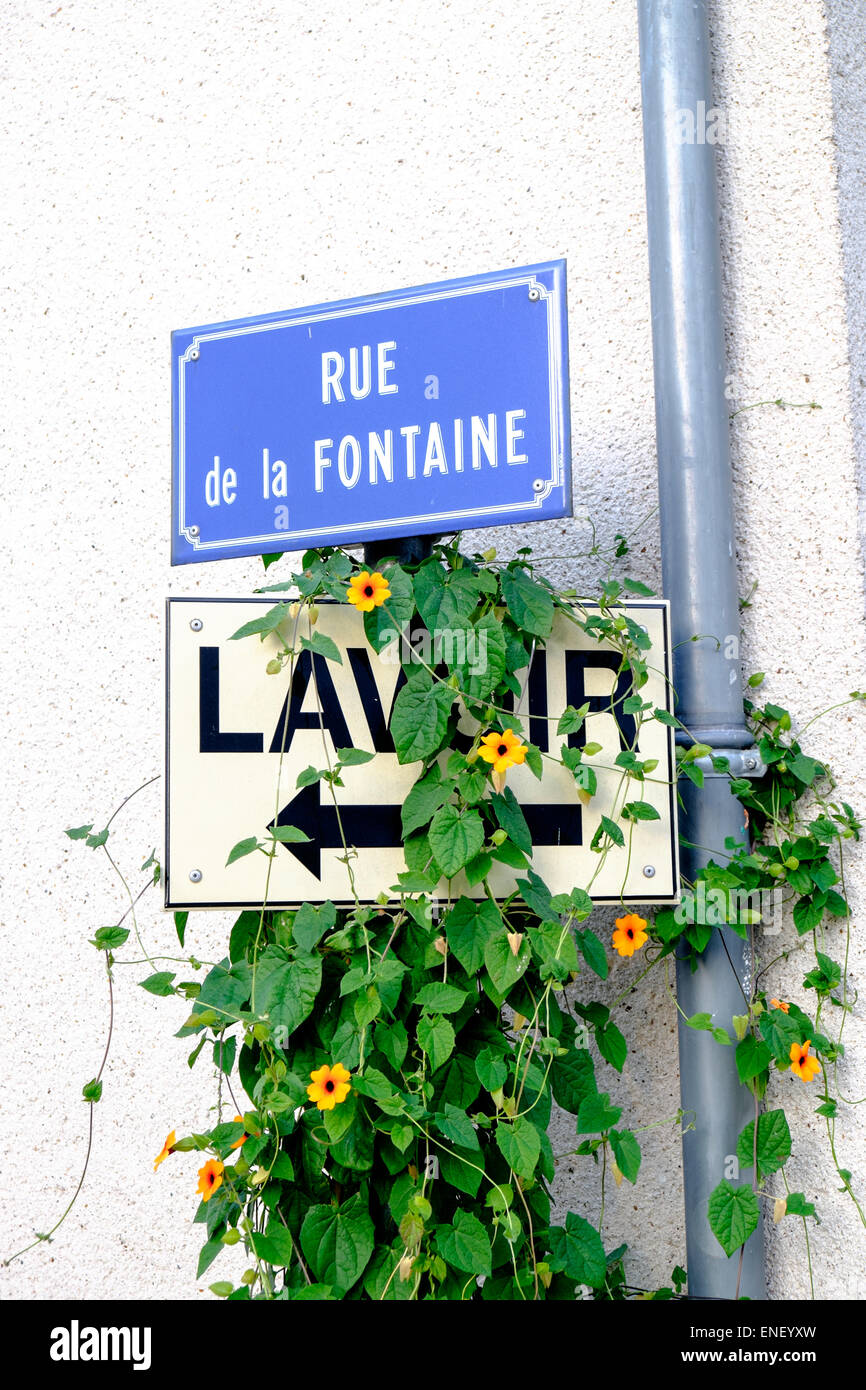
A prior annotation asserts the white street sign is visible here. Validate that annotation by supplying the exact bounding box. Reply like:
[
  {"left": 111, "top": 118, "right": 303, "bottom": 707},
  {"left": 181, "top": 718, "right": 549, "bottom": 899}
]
[{"left": 165, "top": 598, "right": 677, "bottom": 909}]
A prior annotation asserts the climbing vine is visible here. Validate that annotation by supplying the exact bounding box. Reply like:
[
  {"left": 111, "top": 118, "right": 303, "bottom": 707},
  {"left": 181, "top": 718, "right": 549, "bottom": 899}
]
[{"left": 6, "top": 530, "right": 863, "bottom": 1300}]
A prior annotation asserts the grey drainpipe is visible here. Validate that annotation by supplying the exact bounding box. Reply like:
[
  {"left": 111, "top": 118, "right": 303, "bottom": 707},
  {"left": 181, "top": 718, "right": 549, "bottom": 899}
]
[{"left": 637, "top": 0, "right": 765, "bottom": 1299}]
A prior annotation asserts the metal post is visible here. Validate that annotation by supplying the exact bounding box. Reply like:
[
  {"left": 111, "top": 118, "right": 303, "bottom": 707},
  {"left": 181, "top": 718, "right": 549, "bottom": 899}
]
[{"left": 637, "top": 0, "right": 765, "bottom": 1299}]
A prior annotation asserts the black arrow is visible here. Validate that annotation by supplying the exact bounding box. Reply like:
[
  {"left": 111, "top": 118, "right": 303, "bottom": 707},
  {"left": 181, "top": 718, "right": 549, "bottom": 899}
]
[
  {"left": 270, "top": 783, "right": 582, "bottom": 881},
  {"left": 270, "top": 782, "right": 404, "bottom": 880}
]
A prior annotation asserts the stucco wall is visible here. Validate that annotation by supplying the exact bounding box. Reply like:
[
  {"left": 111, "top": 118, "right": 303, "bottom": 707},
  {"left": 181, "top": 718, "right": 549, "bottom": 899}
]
[{"left": 1, "top": 0, "right": 864, "bottom": 1299}]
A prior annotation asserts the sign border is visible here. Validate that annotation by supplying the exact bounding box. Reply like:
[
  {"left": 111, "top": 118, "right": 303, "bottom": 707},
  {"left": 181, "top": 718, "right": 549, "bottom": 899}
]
[
  {"left": 164, "top": 597, "right": 679, "bottom": 910},
  {"left": 171, "top": 260, "right": 571, "bottom": 564}
]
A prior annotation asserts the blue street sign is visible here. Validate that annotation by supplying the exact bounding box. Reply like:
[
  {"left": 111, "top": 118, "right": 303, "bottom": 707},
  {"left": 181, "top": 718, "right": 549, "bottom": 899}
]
[{"left": 171, "top": 260, "right": 571, "bottom": 565}]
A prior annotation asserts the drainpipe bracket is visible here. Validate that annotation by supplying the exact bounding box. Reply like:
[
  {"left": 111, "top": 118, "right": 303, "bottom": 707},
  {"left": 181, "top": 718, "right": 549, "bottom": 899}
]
[{"left": 688, "top": 748, "right": 766, "bottom": 779}]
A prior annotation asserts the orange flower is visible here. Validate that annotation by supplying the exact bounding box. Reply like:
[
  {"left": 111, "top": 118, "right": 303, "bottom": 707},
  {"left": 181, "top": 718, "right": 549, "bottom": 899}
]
[
  {"left": 196, "top": 1158, "right": 225, "bottom": 1202},
  {"left": 612, "top": 914, "right": 649, "bottom": 958},
  {"left": 307, "top": 1062, "right": 352, "bottom": 1111},
  {"left": 346, "top": 570, "right": 391, "bottom": 613},
  {"left": 230, "top": 1115, "right": 248, "bottom": 1150},
  {"left": 153, "top": 1130, "right": 176, "bottom": 1172},
  {"left": 478, "top": 728, "right": 528, "bottom": 776},
  {"left": 789, "top": 1040, "right": 821, "bottom": 1083},
  {"left": 769, "top": 998, "right": 790, "bottom": 1014}
]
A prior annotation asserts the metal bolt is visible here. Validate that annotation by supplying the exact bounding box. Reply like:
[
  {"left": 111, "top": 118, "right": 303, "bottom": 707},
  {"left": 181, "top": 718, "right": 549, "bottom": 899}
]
[
  {"left": 643, "top": 864, "right": 656, "bottom": 878},
  {"left": 189, "top": 525, "right": 200, "bottom": 537},
  {"left": 190, "top": 618, "right": 203, "bottom": 632},
  {"left": 745, "top": 756, "right": 757, "bottom": 771},
  {"left": 189, "top": 869, "right": 203, "bottom": 884},
  {"left": 532, "top": 478, "right": 545, "bottom": 492},
  {"left": 189, "top": 347, "right": 200, "bottom": 361},
  {"left": 528, "top": 286, "right": 541, "bottom": 301}
]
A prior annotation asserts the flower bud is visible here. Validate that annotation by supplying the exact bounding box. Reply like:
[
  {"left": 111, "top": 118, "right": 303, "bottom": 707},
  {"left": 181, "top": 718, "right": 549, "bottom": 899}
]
[
  {"left": 308, "top": 604, "right": 319, "bottom": 624},
  {"left": 482, "top": 547, "right": 497, "bottom": 562},
  {"left": 265, "top": 658, "right": 282, "bottom": 676},
  {"left": 491, "top": 829, "right": 508, "bottom": 847},
  {"left": 222, "top": 1228, "right": 241, "bottom": 1245},
  {"left": 289, "top": 602, "right": 301, "bottom": 620},
  {"left": 241, "top": 1269, "right": 256, "bottom": 1285}
]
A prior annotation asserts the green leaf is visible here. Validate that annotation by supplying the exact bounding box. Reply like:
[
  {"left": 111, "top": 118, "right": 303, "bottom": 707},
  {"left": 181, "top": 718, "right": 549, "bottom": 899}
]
[
  {"left": 417, "top": 1015, "right": 455, "bottom": 1073},
  {"left": 254, "top": 948, "right": 322, "bottom": 1037},
  {"left": 547, "top": 1213, "right": 606, "bottom": 1287},
  {"left": 621, "top": 800, "right": 661, "bottom": 823},
  {"left": 437, "top": 1209, "right": 492, "bottom": 1278},
  {"left": 453, "top": 613, "right": 508, "bottom": 702},
  {"left": 174, "top": 911, "right": 188, "bottom": 948},
  {"left": 577, "top": 1092, "right": 622, "bottom": 1134},
  {"left": 82, "top": 1078, "right": 103, "bottom": 1103},
  {"left": 229, "top": 604, "right": 291, "bottom": 641},
  {"left": 610, "top": 1129, "right": 641, "bottom": 1184},
  {"left": 363, "top": 563, "right": 414, "bottom": 654},
  {"left": 435, "top": 1104, "right": 481, "bottom": 1153},
  {"left": 85, "top": 828, "right": 109, "bottom": 849},
  {"left": 500, "top": 567, "right": 555, "bottom": 638},
  {"left": 268, "top": 825, "right": 312, "bottom": 845},
  {"left": 390, "top": 678, "right": 454, "bottom": 764},
  {"left": 299, "top": 1196, "right": 374, "bottom": 1295},
  {"left": 90, "top": 926, "right": 130, "bottom": 951},
  {"left": 292, "top": 901, "right": 337, "bottom": 952},
  {"left": 599, "top": 815, "right": 625, "bottom": 849},
  {"left": 484, "top": 932, "right": 531, "bottom": 995},
  {"left": 736, "top": 1109, "right": 791, "bottom": 1178},
  {"left": 784, "top": 1192, "right": 816, "bottom": 1219},
  {"left": 491, "top": 787, "right": 532, "bottom": 855},
  {"left": 428, "top": 804, "right": 485, "bottom": 877},
  {"left": 576, "top": 928, "right": 609, "bottom": 980},
  {"left": 65, "top": 823, "right": 93, "bottom": 840},
  {"left": 596, "top": 1022, "right": 627, "bottom": 1073},
  {"left": 197, "top": 1238, "right": 224, "bottom": 1279},
  {"left": 759, "top": 1009, "right": 802, "bottom": 1066},
  {"left": 558, "top": 703, "right": 590, "bottom": 737},
  {"left": 623, "top": 577, "right": 655, "bottom": 596},
  {"left": 443, "top": 898, "right": 502, "bottom": 975},
  {"left": 374, "top": 1020, "right": 408, "bottom": 1071},
  {"left": 475, "top": 1048, "right": 509, "bottom": 1092},
  {"left": 735, "top": 1035, "right": 772, "bottom": 1083},
  {"left": 793, "top": 895, "right": 825, "bottom": 935},
  {"left": 226, "top": 836, "right": 260, "bottom": 866},
  {"left": 496, "top": 1116, "right": 541, "bottom": 1178},
  {"left": 415, "top": 981, "right": 468, "bottom": 1014},
  {"left": 707, "top": 1180, "right": 759, "bottom": 1257},
  {"left": 138, "top": 971, "right": 176, "bottom": 997},
  {"left": 551, "top": 1049, "right": 597, "bottom": 1115},
  {"left": 300, "top": 631, "right": 342, "bottom": 664},
  {"left": 401, "top": 764, "right": 453, "bottom": 837}
]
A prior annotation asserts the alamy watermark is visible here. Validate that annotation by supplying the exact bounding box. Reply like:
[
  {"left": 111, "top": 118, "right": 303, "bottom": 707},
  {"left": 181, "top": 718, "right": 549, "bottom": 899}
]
[{"left": 378, "top": 624, "right": 488, "bottom": 675}]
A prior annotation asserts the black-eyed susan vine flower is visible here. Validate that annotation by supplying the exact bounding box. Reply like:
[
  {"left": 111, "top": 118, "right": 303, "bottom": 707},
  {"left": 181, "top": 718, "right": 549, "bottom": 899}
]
[
  {"left": 769, "top": 998, "right": 790, "bottom": 1014},
  {"left": 478, "top": 727, "right": 528, "bottom": 776},
  {"left": 196, "top": 1158, "right": 224, "bottom": 1203},
  {"left": 307, "top": 1062, "right": 352, "bottom": 1110},
  {"left": 612, "top": 914, "right": 649, "bottom": 958},
  {"left": 153, "top": 1130, "right": 176, "bottom": 1172},
  {"left": 790, "top": 1040, "right": 821, "bottom": 1083},
  {"left": 346, "top": 570, "right": 391, "bottom": 613}
]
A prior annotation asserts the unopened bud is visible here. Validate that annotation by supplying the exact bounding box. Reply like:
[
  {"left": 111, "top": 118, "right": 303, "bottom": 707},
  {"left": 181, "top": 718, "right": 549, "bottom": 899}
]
[
  {"left": 222, "top": 1228, "right": 241, "bottom": 1245},
  {"left": 265, "top": 658, "right": 282, "bottom": 675},
  {"left": 241, "top": 1268, "right": 256, "bottom": 1285},
  {"left": 308, "top": 604, "right": 319, "bottom": 624},
  {"left": 482, "top": 547, "right": 497, "bottom": 562},
  {"left": 491, "top": 829, "right": 507, "bottom": 847},
  {"left": 289, "top": 602, "right": 301, "bottom": 619},
  {"left": 433, "top": 936, "right": 448, "bottom": 957},
  {"left": 507, "top": 932, "right": 523, "bottom": 957},
  {"left": 398, "top": 1254, "right": 415, "bottom": 1282},
  {"left": 773, "top": 1197, "right": 787, "bottom": 1224}
]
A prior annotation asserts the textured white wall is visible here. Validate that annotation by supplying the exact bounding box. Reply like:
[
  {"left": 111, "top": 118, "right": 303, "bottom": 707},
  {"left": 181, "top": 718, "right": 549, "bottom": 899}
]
[{"left": 1, "top": 0, "right": 864, "bottom": 1299}]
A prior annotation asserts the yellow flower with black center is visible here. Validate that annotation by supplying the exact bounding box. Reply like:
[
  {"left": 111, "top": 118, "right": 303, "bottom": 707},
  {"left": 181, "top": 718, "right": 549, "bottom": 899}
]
[
  {"left": 196, "top": 1158, "right": 225, "bottom": 1203},
  {"left": 612, "top": 914, "right": 649, "bottom": 958},
  {"left": 789, "top": 1039, "right": 821, "bottom": 1083},
  {"left": 478, "top": 727, "right": 528, "bottom": 776},
  {"left": 346, "top": 570, "right": 391, "bottom": 613},
  {"left": 307, "top": 1062, "right": 352, "bottom": 1111},
  {"left": 153, "top": 1129, "right": 176, "bottom": 1172}
]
